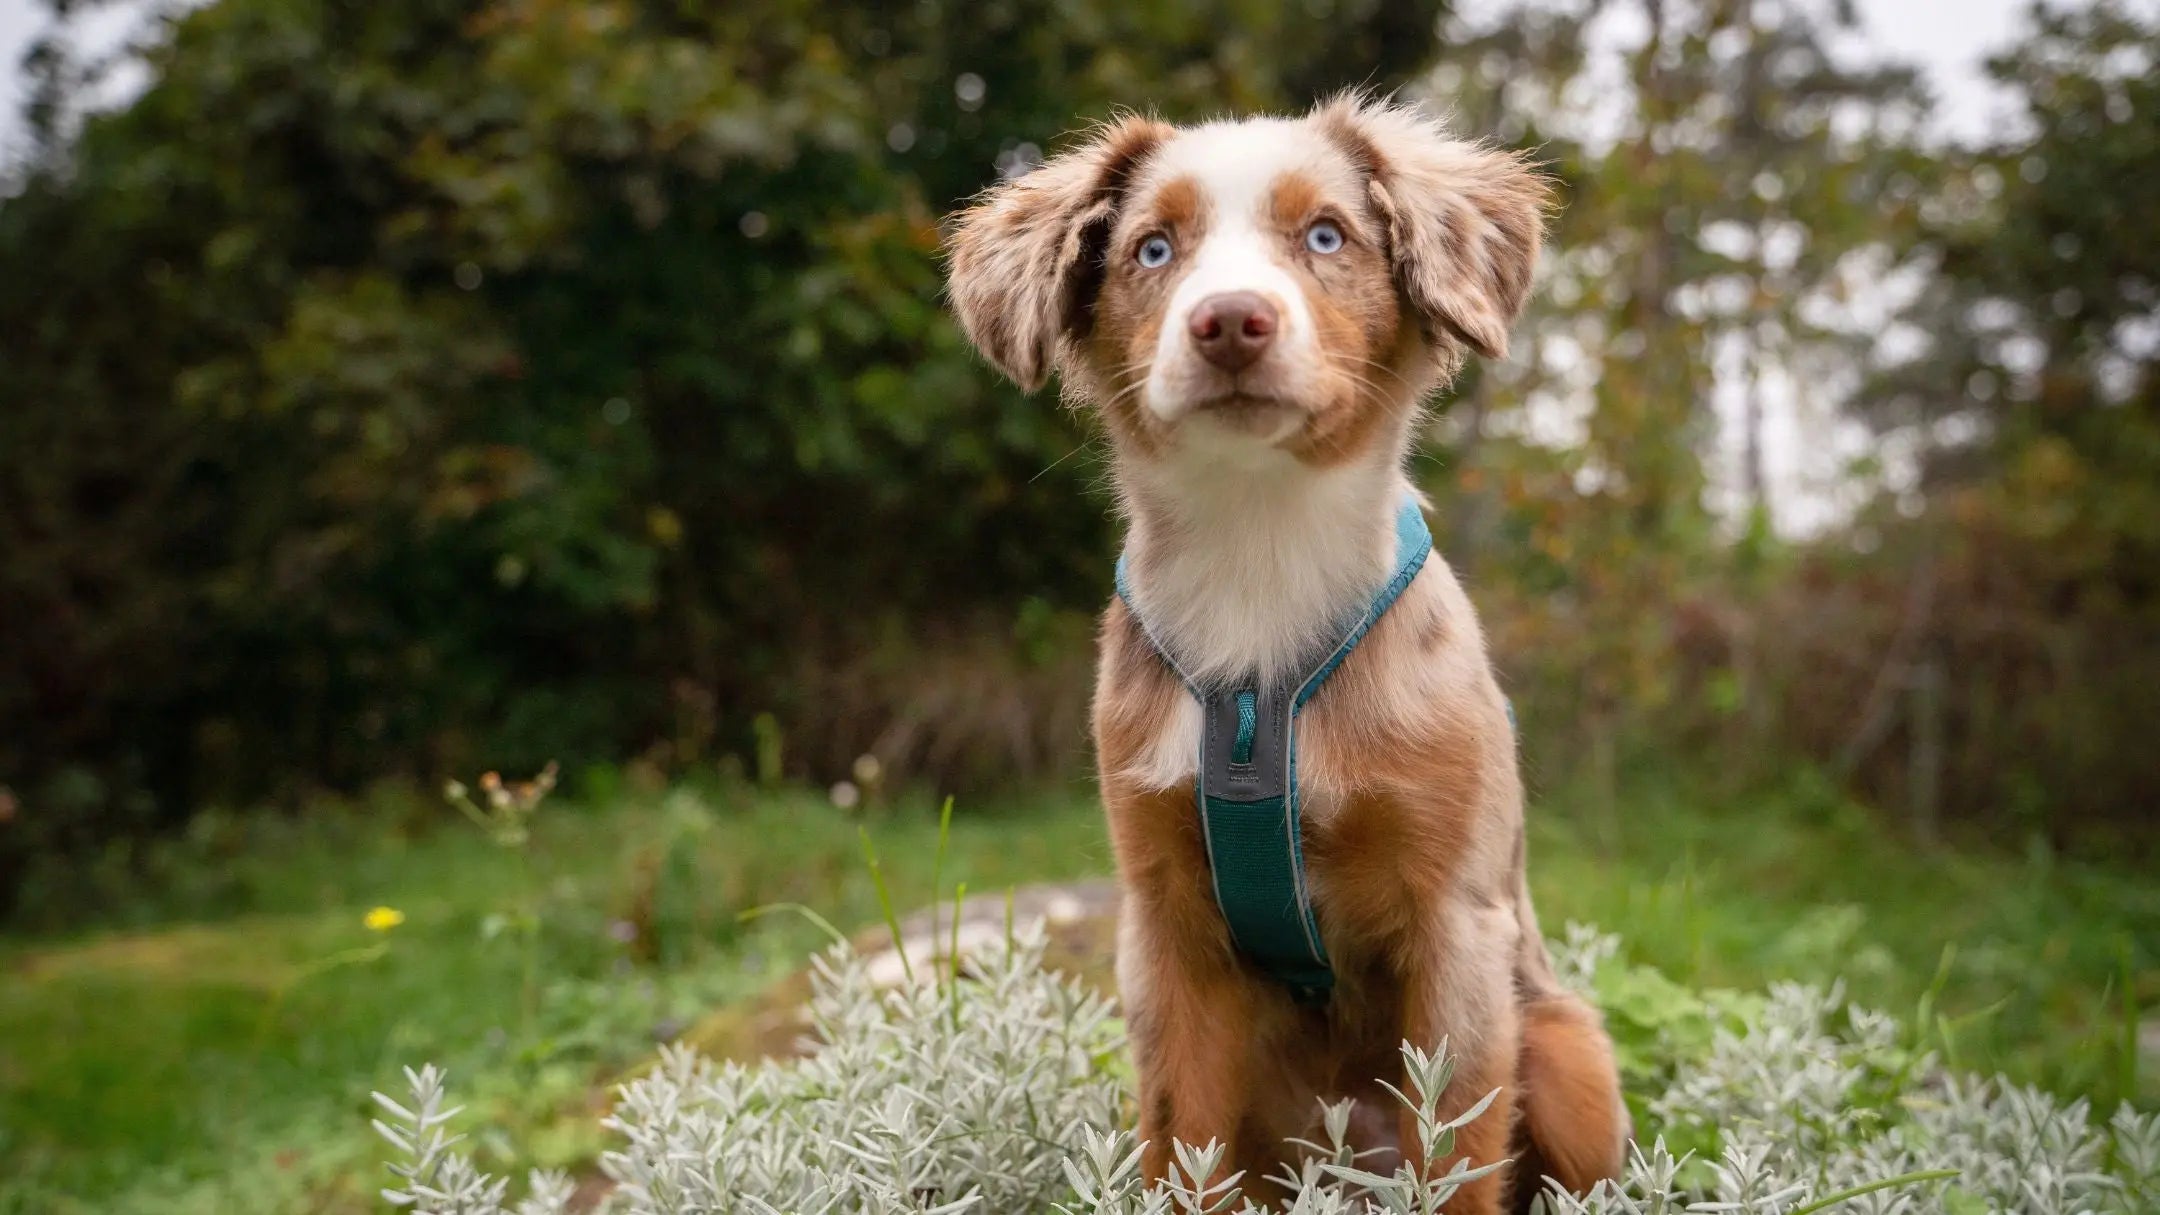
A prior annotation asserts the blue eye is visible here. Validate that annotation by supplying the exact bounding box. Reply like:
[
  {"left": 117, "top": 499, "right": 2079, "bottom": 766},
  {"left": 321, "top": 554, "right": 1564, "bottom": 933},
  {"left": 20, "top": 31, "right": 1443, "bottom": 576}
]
[
  {"left": 1137, "top": 235, "right": 1174, "bottom": 268},
  {"left": 1305, "top": 221, "right": 1344, "bottom": 255}
]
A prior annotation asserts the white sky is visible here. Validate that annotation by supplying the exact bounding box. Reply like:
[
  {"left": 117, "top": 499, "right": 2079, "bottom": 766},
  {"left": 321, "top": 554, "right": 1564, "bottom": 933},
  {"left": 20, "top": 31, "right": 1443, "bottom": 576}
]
[{"left": 0, "top": 0, "right": 157, "bottom": 164}]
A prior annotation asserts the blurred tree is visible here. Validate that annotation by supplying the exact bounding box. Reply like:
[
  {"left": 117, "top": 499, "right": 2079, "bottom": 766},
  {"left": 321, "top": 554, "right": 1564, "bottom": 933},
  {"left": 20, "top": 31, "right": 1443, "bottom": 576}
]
[
  {"left": 1415, "top": 0, "right": 2157, "bottom": 846},
  {"left": 0, "top": 0, "right": 1446, "bottom": 906},
  {"left": 1824, "top": 0, "right": 2160, "bottom": 842},
  {"left": 1416, "top": 0, "right": 1931, "bottom": 796}
]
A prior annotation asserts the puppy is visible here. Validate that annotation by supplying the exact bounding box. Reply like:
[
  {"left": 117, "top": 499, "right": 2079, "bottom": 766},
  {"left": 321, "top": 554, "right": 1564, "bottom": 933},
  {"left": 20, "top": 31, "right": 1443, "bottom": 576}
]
[{"left": 945, "top": 95, "right": 1626, "bottom": 1213}]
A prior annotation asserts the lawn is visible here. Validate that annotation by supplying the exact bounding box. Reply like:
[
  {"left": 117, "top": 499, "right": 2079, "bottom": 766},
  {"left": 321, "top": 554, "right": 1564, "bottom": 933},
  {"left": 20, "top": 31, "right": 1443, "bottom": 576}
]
[{"left": 1, "top": 769, "right": 2152, "bottom": 1214}]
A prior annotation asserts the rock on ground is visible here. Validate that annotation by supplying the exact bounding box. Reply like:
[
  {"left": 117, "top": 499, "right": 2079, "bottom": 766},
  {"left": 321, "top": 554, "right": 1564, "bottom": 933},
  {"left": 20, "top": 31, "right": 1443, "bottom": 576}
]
[{"left": 677, "top": 880, "right": 1121, "bottom": 1063}]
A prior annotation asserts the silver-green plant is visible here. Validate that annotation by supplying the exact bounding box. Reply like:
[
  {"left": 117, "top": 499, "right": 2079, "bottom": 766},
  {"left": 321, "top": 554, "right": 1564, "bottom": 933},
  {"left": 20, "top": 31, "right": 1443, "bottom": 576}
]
[
  {"left": 374, "top": 1063, "right": 574, "bottom": 1215},
  {"left": 1311, "top": 1042, "right": 1506, "bottom": 1215},
  {"left": 374, "top": 922, "right": 2155, "bottom": 1215},
  {"left": 597, "top": 920, "right": 1126, "bottom": 1214}
]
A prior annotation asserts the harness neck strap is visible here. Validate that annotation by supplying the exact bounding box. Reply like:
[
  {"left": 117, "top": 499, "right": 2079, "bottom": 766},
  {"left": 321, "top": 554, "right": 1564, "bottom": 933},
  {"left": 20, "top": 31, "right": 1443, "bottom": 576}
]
[{"left": 1115, "top": 499, "right": 1433, "bottom": 1003}]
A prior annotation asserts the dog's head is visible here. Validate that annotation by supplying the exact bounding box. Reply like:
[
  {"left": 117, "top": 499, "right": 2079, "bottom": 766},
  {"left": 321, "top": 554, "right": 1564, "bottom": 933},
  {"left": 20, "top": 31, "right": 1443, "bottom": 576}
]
[{"left": 946, "top": 95, "right": 1550, "bottom": 469}]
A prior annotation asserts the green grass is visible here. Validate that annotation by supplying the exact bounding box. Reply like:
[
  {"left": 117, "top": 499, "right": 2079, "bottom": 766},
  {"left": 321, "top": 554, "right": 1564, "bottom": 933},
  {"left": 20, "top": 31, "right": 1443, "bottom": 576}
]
[
  {"left": 1527, "top": 768, "right": 2158, "bottom": 1106},
  {"left": 0, "top": 778, "right": 1113, "bottom": 1214},
  {"left": 0, "top": 768, "right": 2151, "bottom": 1214}
]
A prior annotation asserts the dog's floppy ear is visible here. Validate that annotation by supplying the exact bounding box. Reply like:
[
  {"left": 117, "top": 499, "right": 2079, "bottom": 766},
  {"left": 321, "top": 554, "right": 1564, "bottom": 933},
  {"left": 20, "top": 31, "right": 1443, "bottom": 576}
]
[
  {"left": 945, "top": 115, "right": 1173, "bottom": 392},
  {"left": 1318, "top": 96, "right": 1551, "bottom": 360}
]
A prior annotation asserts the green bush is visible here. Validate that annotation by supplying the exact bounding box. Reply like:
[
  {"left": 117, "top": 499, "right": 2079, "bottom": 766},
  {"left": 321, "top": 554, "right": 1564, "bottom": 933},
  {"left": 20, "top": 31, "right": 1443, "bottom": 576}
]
[{"left": 0, "top": 0, "right": 1447, "bottom": 906}]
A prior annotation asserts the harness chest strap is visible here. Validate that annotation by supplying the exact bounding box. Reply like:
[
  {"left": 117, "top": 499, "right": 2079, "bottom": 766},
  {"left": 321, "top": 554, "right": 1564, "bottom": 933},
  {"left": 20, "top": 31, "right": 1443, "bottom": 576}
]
[{"left": 1114, "top": 500, "right": 1433, "bottom": 1004}]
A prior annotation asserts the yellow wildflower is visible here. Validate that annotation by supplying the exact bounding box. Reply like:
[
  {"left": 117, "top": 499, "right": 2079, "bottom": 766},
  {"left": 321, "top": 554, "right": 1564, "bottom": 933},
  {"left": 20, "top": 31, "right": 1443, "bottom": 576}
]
[{"left": 364, "top": 906, "right": 406, "bottom": 933}]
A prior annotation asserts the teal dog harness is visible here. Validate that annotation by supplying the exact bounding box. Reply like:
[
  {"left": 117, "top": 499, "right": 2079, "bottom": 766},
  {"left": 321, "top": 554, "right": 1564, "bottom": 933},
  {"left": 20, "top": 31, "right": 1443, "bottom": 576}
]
[{"left": 1114, "top": 500, "right": 1433, "bottom": 1004}]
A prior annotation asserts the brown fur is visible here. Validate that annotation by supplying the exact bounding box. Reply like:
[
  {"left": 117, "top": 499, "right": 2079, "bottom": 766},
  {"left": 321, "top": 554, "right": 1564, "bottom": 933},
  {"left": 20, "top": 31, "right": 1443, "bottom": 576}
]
[
  {"left": 1080, "top": 173, "right": 1216, "bottom": 458},
  {"left": 946, "top": 95, "right": 1626, "bottom": 1213},
  {"left": 1313, "top": 94, "right": 1550, "bottom": 359},
  {"left": 1259, "top": 170, "right": 1414, "bottom": 466},
  {"left": 945, "top": 114, "right": 1176, "bottom": 391}
]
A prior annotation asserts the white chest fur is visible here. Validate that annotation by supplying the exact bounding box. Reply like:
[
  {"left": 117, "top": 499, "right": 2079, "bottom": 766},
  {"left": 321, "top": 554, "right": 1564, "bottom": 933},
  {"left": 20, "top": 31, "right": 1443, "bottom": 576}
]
[{"left": 1117, "top": 441, "right": 1407, "bottom": 690}]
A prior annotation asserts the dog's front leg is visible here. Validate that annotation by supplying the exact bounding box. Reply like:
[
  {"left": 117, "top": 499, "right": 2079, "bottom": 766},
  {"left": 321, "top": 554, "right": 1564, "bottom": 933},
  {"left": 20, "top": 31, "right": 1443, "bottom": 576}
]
[
  {"left": 1118, "top": 894, "right": 1271, "bottom": 1193},
  {"left": 1397, "top": 896, "right": 1523, "bottom": 1215}
]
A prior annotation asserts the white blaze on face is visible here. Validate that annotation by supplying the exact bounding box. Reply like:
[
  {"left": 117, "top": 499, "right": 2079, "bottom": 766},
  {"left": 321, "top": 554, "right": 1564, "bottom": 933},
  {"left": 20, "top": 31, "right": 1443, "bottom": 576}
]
[{"left": 1139, "top": 119, "right": 1340, "bottom": 430}]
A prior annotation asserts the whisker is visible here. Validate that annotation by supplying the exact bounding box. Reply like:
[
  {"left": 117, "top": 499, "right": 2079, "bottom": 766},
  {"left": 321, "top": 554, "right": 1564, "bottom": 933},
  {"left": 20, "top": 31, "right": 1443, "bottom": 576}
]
[
  {"left": 1029, "top": 438, "right": 1096, "bottom": 484},
  {"left": 1345, "top": 354, "right": 1416, "bottom": 390}
]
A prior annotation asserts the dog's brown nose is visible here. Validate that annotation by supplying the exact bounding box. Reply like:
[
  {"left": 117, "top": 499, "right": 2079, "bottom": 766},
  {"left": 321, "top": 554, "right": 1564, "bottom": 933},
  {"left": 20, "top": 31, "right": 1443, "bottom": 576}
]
[{"left": 1188, "top": 291, "right": 1277, "bottom": 372}]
